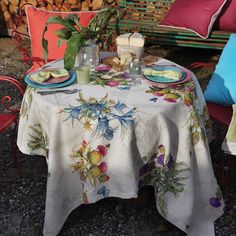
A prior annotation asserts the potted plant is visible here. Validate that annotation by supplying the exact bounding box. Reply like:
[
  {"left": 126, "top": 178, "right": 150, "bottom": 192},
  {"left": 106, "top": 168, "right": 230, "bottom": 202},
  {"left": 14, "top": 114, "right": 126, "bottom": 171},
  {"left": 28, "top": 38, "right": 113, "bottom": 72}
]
[{"left": 42, "top": 8, "right": 121, "bottom": 70}]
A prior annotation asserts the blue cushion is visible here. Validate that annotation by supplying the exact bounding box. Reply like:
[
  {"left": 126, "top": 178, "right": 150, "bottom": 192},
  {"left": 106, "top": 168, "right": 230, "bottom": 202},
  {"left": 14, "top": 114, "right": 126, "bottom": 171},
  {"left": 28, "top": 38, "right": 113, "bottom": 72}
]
[{"left": 204, "top": 34, "right": 236, "bottom": 105}]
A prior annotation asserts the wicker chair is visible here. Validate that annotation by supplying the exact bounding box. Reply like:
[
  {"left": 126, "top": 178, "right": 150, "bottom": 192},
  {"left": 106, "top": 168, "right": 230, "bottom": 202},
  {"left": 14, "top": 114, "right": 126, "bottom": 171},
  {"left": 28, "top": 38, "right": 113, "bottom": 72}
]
[{"left": 0, "top": 76, "right": 25, "bottom": 175}]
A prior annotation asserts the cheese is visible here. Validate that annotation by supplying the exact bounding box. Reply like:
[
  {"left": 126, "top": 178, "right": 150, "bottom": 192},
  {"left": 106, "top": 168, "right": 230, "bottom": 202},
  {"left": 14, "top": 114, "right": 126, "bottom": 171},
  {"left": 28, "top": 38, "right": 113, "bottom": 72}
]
[
  {"left": 112, "top": 57, "right": 121, "bottom": 65},
  {"left": 116, "top": 33, "right": 131, "bottom": 46},
  {"left": 120, "top": 52, "right": 133, "bottom": 66},
  {"left": 129, "top": 33, "right": 145, "bottom": 47}
]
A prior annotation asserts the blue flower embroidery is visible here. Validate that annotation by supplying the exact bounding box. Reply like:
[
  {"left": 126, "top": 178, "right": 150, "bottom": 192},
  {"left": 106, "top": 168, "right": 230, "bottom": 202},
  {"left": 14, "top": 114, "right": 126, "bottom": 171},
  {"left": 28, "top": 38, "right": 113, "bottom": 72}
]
[
  {"left": 97, "top": 186, "right": 110, "bottom": 197},
  {"left": 60, "top": 92, "right": 136, "bottom": 140}
]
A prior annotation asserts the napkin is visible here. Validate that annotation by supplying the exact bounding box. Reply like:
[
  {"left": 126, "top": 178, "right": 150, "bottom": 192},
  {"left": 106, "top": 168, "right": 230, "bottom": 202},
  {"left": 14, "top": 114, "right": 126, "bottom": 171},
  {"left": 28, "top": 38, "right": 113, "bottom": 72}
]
[
  {"left": 143, "top": 68, "right": 183, "bottom": 81},
  {"left": 30, "top": 68, "right": 69, "bottom": 83}
]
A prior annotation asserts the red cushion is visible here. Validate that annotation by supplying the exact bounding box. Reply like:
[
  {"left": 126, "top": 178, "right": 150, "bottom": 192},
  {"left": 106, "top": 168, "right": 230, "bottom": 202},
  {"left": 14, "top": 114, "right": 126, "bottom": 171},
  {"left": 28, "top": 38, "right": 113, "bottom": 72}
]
[
  {"left": 215, "top": 0, "right": 236, "bottom": 32},
  {"left": 206, "top": 102, "right": 233, "bottom": 128},
  {"left": 26, "top": 6, "right": 97, "bottom": 72},
  {"left": 159, "top": 0, "right": 227, "bottom": 39},
  {"left": 0, "top": 113, "right": 17, "bottom": 132}
]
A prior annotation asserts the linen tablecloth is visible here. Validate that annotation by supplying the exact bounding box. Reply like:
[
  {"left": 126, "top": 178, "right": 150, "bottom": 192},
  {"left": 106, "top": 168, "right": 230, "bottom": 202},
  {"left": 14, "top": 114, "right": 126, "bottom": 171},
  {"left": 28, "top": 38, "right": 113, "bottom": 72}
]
[
  {"left": 222, "top": 104, "right": 236, "bottom": 154},
  {"left": 17, "top": 58, "right": 224, "bottom": 236}
]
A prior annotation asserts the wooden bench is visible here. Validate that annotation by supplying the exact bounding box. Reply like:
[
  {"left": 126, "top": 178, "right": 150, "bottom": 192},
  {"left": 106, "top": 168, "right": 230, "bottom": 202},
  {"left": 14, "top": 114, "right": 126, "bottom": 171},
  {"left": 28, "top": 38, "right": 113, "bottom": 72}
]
[{"left": 115, "top": 0, "right": 232, "bottom": 50}]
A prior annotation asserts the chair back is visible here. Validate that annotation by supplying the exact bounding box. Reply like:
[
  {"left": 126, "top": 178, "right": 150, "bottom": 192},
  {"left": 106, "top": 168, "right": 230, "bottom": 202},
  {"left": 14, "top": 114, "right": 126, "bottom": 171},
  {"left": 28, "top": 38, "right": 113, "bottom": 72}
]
[
  {"left": 9, "top": 3, "right": 100, "bottom": 73},
  {"left": 0, "top": 76, "right": 25, "bottom": 113}
]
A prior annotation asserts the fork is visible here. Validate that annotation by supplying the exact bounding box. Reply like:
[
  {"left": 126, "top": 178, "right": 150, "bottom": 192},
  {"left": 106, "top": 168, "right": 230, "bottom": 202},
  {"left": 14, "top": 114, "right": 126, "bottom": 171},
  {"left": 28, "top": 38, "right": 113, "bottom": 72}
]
[{"left": 37, "top": 88, "right": 81, "bottom": 95}]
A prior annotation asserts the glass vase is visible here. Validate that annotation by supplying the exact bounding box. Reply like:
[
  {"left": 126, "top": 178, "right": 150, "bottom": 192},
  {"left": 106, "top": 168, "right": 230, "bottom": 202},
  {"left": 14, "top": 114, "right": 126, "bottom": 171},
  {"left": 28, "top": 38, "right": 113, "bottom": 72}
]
[{"left": 77, "top": 40, "right": 100, "bottom": 68}]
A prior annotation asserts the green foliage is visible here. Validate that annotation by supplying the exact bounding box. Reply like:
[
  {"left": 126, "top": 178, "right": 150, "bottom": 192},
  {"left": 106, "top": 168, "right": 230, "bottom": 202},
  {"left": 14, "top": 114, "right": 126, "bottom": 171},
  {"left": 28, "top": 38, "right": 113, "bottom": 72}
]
[
  {"left": 141, "top": 160, "right": 189, "bottom": 217},
  {"left": 42, "top": 8, "right": 120, "bottom": 70},
  {"left": 64, "top": 33, "right": 82, "bottom": 72},
  {"left": 27, "top": 123, "right": 48, "bottom": 155},
  {"left": 55, "top": 28, "right": 72, "bottom": 40}
]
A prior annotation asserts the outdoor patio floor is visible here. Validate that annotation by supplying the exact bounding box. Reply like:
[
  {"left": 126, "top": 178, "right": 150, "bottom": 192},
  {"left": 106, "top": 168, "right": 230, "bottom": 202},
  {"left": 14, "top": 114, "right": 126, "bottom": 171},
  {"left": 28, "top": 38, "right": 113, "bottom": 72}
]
[{"left": 0, "top": 37, "right": 236, "bottom": 236}]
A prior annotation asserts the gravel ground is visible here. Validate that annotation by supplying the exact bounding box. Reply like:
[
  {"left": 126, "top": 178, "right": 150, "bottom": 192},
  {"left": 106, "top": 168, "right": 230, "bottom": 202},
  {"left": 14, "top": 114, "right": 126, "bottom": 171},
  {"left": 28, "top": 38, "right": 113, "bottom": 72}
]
[{"left": 0, "top": 37, "right": 236, "bottom": 236}]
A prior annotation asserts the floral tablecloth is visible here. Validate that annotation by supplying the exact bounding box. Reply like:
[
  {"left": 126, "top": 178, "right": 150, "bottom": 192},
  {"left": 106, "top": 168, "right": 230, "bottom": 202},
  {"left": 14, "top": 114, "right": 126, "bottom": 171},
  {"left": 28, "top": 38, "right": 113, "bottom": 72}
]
[
  {"left": 17, "top": 58, "right": 224, "bottom": 236},
  {"left": 222, "top": 104, "right": 236, "bottom": 154}
]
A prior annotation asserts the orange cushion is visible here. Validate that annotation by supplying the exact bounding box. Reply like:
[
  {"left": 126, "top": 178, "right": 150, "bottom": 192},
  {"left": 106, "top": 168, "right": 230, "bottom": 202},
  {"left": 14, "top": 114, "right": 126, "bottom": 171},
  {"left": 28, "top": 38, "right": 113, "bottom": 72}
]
[{"left": 26, "top": 6, "right": 97, "bottom": 72}]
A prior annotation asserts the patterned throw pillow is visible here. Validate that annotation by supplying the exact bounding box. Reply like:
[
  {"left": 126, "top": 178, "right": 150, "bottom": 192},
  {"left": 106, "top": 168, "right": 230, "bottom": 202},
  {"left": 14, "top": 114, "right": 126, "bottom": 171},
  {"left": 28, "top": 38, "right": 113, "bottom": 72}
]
[
  {"left": 215, "top": 0, "right": 236, "bottom": 32},
  {"left": 159, "top": 0, "right": 227, "bottom": 39},
  {"left": 26, "top": 6, "right": 97, "bottom": 72}
]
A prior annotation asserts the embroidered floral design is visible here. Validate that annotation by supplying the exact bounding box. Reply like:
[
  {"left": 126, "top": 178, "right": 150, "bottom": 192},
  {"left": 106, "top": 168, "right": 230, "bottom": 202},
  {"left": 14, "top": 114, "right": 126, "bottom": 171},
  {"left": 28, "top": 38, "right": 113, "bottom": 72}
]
[
  {"left": 60, "top": 92, "right": 136, "bottom": 140},
  {"left": 139, "top": 144, "right": 189, "bottom": 217},
  {"left": 83, "top": 191, "right": 89, "bottom": 204},
  {"left": 209, "top": 188, "right": 223, "bottom": 208},
  {"left": 71, "top": 140, "right": 110, "bottom": 188},
  {"left": 203, "top": 105, "right": 213, "bottom": 137},
  {"left": 145, "top": 81, "right": 195, "bottom": 105},
  {"left": 97, "top": 186, "right": 110, "bottom": 197},
  {"left": 81, "top": 182, "right": 89, "bottom": 204},
  {"left": 187, "top": 110, "right": 207, "bottom": 145},
  {"left": 146, "top": 82, "right": 209, "bottom": 146},
  {"left": 27, "top": 123, "right": 48, "bottom": 156},
  {"left": 149, "top": 97, "right": 158, "bottom": 103},
  {"left": 20, "top": 87, "right": 35, "bottom": 119},
  {"left": 90, "top": 70, "right": 132, "bottom": 89}
]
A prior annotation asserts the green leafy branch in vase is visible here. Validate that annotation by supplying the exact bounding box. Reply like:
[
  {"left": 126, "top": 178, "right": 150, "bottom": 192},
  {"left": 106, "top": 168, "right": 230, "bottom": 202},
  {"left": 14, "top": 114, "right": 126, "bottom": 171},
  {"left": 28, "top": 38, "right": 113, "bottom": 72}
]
[{"left": 42, "top": 8, "right": 121, "bottom": 70}]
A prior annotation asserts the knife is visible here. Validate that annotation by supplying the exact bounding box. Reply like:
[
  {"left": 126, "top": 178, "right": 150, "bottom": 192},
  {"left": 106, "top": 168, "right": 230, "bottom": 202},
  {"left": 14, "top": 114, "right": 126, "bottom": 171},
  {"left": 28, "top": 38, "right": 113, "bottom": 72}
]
[{"left": 37, "top": 88, "right": 81, "bottom": 95}]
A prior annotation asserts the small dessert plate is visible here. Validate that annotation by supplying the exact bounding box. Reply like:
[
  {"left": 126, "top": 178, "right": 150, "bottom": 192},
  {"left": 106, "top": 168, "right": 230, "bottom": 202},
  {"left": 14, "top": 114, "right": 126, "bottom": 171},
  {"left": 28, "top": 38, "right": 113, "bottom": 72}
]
[{"left": 95, "top": 65, "right": 112, "bottom": 72}]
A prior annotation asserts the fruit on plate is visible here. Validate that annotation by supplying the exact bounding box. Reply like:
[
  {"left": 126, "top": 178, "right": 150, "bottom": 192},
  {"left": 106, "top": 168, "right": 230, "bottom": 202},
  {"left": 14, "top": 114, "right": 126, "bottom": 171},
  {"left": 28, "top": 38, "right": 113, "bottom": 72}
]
[{"left": 30, "top": 68, "right": 69, "bottom": 83}]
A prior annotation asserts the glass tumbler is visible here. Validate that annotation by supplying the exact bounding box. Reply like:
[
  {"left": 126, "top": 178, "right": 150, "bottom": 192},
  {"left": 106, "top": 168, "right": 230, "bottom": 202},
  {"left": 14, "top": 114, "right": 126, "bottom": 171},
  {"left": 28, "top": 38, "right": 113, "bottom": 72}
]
[{"left": 128, "top": 57, "right": 143, "bottom": 78}]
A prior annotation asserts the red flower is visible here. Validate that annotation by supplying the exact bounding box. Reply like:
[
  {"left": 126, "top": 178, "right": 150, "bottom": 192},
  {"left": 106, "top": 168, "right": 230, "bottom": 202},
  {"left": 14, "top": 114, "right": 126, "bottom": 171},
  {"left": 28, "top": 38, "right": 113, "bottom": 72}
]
[
  {"left": 153, "top": 92, "right": 164, "bottom": 97},
  {"left": 99, "top": 162, "right": 108, "bottom": 173},
  {"left": 164, "top": 98, "right": 177, "bottom": 103},
  {"left": 106, "top": 81, "right": 119, "bottom": 87},
  {"left": 97, "top": 145, "right": 107, "bottom": 156}
]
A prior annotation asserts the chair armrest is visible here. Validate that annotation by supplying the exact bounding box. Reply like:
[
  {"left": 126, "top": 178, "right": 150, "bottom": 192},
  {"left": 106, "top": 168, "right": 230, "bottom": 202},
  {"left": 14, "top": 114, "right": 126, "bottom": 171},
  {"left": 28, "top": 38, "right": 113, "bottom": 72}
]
[{"left": 0, "top": 76, "right": 25, "bottom": 113}]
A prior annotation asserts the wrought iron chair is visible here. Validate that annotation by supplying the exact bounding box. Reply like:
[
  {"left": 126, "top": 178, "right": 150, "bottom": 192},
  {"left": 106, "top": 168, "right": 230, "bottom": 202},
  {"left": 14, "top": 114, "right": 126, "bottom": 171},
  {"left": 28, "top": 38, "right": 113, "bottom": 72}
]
[
  {"left": 189, "top": 62, "right": 233, "bottom": 186},
  {"left": 206, "top": 102, "right": 233, "bottom": 185},
  {"left": 0, "top": 76, "right": 25, "bottom": 175}
]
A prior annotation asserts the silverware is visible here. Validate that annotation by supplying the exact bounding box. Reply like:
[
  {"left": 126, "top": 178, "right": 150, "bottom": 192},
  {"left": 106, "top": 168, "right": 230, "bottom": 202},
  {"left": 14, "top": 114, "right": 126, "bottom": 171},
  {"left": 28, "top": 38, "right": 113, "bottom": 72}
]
[{"left": 37, "top": 88, "right": 81, "bottom": 95}]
